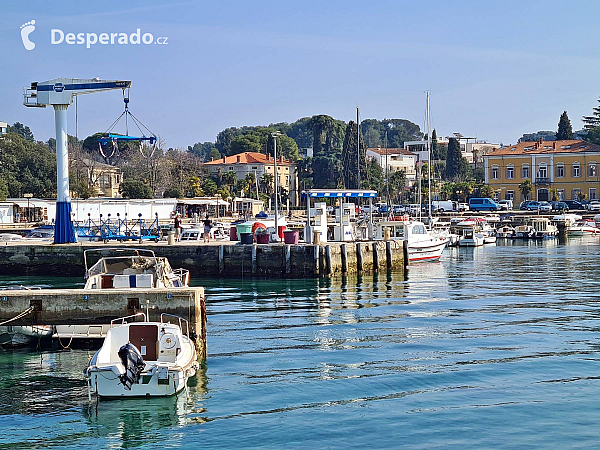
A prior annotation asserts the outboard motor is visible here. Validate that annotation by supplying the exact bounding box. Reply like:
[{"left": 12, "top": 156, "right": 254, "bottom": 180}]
[{"left": 118, "top": 343, "right": 145, "bottom": 390}]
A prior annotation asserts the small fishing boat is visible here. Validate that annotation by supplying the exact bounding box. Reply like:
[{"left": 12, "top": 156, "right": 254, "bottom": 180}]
[
  {"left": 373, "top": 219, "right": 449, "bottom": 262},
  {"left": 458, "top": 226, "right": 484, "bottom": 247},
  {"left": 496, "top": 225, "right": 515, "bottom": 238},
  {"left": 567, "top": 219, "right": 600, "bottom": 236},
  {"left": 84, "top": 313, "right": 199, "bottom": 398},
  {"left": 514, "top": 225, "right": 535, "bottom": 239}
]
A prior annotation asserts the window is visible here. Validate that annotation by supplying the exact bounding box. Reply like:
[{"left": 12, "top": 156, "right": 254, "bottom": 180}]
[
  {"left": 590, "top": 188, "right": 597, "bottom": 200},
  {"left": 573, "top": 163, "right": 580, "bottom": 177},
  {"left": 556, "top": 189, "right": 564, "bottom": 200},
  {"left": 556, "top": 164, "right": 564, "bottom": 178},
  {"left": 491, "top": 165, "right": 499, "bottom": 179},
  {"left": 522, "top": 165, "right": 530, "bottom": 178},
  {"left": 589, "top": 163, "right": 597, "bottom": 177},
  {"left": 506, "top": 190, "right": 515, "bottom": 200},
  {"left": 572, "top": 188, "right": 581, "bottom": 200},
  {"left": 252, "top": 166, "right": 257, "bottom": 170},
  {"left": 506, "top": 165, "right": 514, "bottom": 179},
  {"left": 538, "top": 164, "right": 547, "bottom": 178},
  {"left": 493, "top": 192, "right": 500, "bottom": 202}
]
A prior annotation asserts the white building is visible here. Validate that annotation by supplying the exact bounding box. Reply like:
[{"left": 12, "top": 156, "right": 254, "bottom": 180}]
[
  {"left": 404, "top": 134, "right": 498, "bottom": 165},
  {"left": 0, "top": 121, "right": 7, "bottom": 137},
  {"left": 366, "top": 147, "right": 417, "bottom": 184}
]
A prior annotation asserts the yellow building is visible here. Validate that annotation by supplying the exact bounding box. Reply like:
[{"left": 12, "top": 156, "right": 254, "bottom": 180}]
[
  {"left": 483, "top": 139, "right": 600, "bottom": 203},
  {"left": 71, "top": 158, "right": 123, "bottom": 198}
]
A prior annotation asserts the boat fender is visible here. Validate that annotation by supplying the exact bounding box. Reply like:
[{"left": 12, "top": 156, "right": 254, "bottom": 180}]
[{"left": 118, "top": 343, "right": 146, "bottom": 390}]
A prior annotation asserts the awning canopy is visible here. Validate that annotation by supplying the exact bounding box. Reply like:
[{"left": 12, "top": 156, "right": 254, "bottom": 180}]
[
  {"left": 307, "top": 189, "right": 377, "bottom": 198},
  {"left": 178, "top": 198, "right": 229, "bottom": 206}
]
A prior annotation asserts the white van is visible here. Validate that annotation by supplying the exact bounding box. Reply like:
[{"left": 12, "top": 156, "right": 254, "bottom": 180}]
[{"left": 431, "top": 200, "right": 455, "bottom": 213}]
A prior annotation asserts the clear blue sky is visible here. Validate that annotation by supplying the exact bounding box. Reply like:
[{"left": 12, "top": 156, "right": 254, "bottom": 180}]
[{"left": 2, "top": 0, "right": 599, "bottom": 149}]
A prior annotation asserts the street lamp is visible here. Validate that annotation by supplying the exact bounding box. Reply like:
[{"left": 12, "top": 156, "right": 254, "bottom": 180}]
[
  {"left": 271, "top": 131, "right": 283, "bottom": 241},
  {"left": 24, "top": 193, "right": 33, "bottom": 223}
]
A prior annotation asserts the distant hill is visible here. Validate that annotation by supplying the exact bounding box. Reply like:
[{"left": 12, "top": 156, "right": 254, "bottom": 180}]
[{"left": 519, "top": 129, "right": 588, "bottom": 142}]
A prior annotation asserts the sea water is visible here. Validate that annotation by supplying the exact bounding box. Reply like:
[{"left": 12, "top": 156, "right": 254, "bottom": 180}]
[{"left": 1, "top": 238, "right": 600, "bottom": 448}]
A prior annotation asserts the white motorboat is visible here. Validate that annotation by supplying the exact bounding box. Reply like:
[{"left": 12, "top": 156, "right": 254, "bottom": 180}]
[
  {"left": 532, "top": 217, "right": 558, "bottom": 239},
  {"left": 514, "top": 225, "right": 535, "bottom": 239},
  {"left": 180, "top": 222, "right": 229, "bottom": 241},
  {"left": 567, "top": 219, "right": 600, "bottom": 236},
  {"left": 84, "top": 313, "right": 199, "bottom": 398},
  {"left": 373, "top": 219, "right": 449, "bottom": 262},
  {"left": 458, "top": 226, "right": 484, "bottom": 247},
  {"left": 496, "top": 225, "right": 515, "bottom": 238}
]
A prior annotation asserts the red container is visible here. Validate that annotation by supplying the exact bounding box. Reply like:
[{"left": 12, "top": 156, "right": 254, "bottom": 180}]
[
  {"left": 230, "top": 226, "right": 238, "bottom": 241},
  {"left": 278, "top": 225, "right": 286, "bottom": 239},
  {"left": 283, "top": 230, "right": 299, "bottom": 244},
  {"left": 256, "top": 233, "right": 270, "bottom": 244}
]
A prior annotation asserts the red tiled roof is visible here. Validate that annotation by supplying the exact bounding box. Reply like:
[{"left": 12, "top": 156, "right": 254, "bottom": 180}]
[
  {"left": 489, "top": 140, "right": 600, "bottom": 155},
  {"left": 367, "top": 147, "right": 415, "bottom": 156},
  {"left": 203, "top": 152, "right": 292, "bottom": 165}
]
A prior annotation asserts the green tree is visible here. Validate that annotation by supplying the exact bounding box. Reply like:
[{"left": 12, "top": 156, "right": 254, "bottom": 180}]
[
  {"left": 556, "top": 111, "right": 574, "bottom": 140},
  {"left": 119, "top": 180, "right": 153, "bottom": 199},
  {"left": 209, "top": 148, "right": 222, "bottom": 161},
  {"left": 222, "top": 171, "right": 237, "bottom": 194},
  {"left": 163, "top": 186, "right": 183, "bottom": 198},
  {"left": 445, "top": 138, "right": 462, "bottom": 180},
  {"left": 8, "top": 122, "right": 34, "bottom": 142},
  {"left": 0, "top": 179, "right": 8, "bottom": 201},
  {"left": 201, "top": 178, "right": 217, "bottom": 196},
  {"left": 583, "top": 97, "right": 600, "bottom": 129},
  {"left": 519, "top": 180, "right": 533, "bottom": 201},
  {"left": 341, "top": 120, "right": 367, "bottom": 189}
]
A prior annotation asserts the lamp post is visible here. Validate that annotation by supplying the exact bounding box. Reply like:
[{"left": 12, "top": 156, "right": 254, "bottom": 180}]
[
  {"left": 24, "top": 193, "right": 33, "bottom": 223},
  {"left": 271, "top": 132, "right": 283, "bottom": 241}
]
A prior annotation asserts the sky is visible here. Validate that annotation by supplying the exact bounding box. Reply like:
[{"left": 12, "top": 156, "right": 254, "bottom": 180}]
[{"left": 1, "top": 0, "right": 600, "bottom": 150}]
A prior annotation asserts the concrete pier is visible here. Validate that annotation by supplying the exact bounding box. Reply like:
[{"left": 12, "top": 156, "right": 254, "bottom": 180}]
[
  {"left": 0, "top": 241, "right": 405, "bottom": 278},
  {"left": 0, "top": 287, "right": 207, "bottom": 359}
]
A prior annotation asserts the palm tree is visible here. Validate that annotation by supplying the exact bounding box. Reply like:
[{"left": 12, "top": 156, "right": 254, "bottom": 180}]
[
  {"left": 222, "top": 171, "right": 237, "bottom": 196},
  {"left": 519, "top": 180, "right": 533, "bottom": 201},
  {"left": 245, "top": 173, "right": 256, "bottom": 199}
]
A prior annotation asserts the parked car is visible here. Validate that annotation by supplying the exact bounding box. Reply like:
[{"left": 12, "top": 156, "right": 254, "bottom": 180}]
[
  {"left": 587, "top": 200, "right": 600, "bottom": 211},
  {"left": 457, "top": 203, "right": 469, "bottom": 212},
  {"left": 498, "top": 200, "right": 513, "bottom": 211},
  {"left": 468, "top": 198, "right": 499, "bottom": 212},
  {"left": 524, "top": 201, "right": 551, "bottom": 212},
  {"left": 392, "top": 205, "right": 405, "bottom": 214},
  {"left": 520, "top": 201, "right": 534, "bottom": 210},
  {"left": 564, "top": 200, "right": 586, "bottom": 210},
  {"left": 361, "top": 205, "right": 379, "bottom": 214},
  {"left": 550, "top": 201, "right": 569, "bottom": 211}
]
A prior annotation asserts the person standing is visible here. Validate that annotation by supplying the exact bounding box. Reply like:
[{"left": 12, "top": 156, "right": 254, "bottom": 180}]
[
  {"left": 174, "top": 213, "right": 182, "bottom": 241},
  {"left": 203, "top": 215, "right": 212, "bottom": 243}
]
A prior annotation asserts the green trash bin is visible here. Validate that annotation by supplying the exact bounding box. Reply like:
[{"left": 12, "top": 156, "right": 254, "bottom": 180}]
[{"left": 236, "top": 223, "right": 253, "bottom": 237}]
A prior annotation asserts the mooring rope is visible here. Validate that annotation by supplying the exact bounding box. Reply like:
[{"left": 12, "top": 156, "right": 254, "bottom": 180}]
[{"left": 0, "top": 306, "right": 35, "bottom": 326}]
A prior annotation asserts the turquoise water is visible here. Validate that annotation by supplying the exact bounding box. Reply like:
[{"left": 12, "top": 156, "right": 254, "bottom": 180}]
[{"left": 2, "top": 238, "right": 600, "bottom": 448}]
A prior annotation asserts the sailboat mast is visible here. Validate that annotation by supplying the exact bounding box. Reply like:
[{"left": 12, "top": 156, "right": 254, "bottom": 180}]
[
  {"left": 357, "top": 106, "right": 360, "bottom": 189},
  {"left": 426, "top": 91, "right": 432, "bottom": 224}
]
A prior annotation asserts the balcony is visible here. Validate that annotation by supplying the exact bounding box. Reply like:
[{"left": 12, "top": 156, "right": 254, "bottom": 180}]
[{"left": 535, "top": 177, "right": 550, "bottom": 185}]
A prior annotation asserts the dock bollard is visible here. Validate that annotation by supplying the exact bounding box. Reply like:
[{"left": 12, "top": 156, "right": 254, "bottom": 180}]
[
  {"left": 383, "top": 227, "right": 391, "bottom": 241},
  {"left": 313, "top": 230, "right": 321, "bottom": 245},
  {"left": 168, "top": 231, "right": 175, "bottom": 245}
]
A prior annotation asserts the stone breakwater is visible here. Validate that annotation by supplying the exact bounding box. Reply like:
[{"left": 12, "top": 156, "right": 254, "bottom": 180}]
[{"left": 0, "top": 241, "right": 406, "bottom": 278}]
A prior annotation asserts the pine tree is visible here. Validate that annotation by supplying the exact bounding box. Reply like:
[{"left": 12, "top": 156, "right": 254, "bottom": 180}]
[
  {"left": 583, "top": 98, "right": 600, "bottom": 129},
  {"left": 556, "top": 111, "right": 573, "bottom": 140}
]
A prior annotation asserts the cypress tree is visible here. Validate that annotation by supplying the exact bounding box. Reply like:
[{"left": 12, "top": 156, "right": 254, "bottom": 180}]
[
  {"left": 556, "top": 111, "right": 573, "bottom": 140},
  {"left": 445, "top": 138, "right": 461, "bottom": 180}
]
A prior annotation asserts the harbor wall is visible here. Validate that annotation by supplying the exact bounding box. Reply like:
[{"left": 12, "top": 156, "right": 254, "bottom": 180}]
[
  {"left": 0, "top": 241, "right": 405, "bottom": 278},
  {"left": 0, "top": 287, "right": 207, "bottom": 359}
]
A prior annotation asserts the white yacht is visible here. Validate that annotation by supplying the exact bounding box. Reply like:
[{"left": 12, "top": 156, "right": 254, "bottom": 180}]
[
  {"left": 374, "top": 219, "right": 448, "bottom": 262},
  {"left": 84, "top": 313, "right": 199, "bottom": 398}
]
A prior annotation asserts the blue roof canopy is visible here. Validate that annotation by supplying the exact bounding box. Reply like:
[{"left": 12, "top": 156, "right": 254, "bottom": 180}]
[{"left": 307, "top": 189, "right": 377, "bottom": 198}]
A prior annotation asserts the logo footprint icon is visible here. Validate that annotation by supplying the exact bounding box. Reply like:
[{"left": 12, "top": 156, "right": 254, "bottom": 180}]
[{"left": 20, "top": 20, "right": 36, "bottom": 50}]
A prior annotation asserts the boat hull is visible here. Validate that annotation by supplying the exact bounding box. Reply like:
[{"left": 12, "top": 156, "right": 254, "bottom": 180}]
[
  {"left": 89, "top": 366, "right": 191, "bottom": 398},
  {"left": 408, "top": 240, "right": 448, "bottom": 262}
]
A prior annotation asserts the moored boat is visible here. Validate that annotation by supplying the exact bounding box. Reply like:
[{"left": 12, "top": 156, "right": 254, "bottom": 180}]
[
  {"left": 84, "top": 312, "right": 199, "bottom": 398},
  {"left": 567, "top": 219, "right": 600, "bottom": 236}
]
